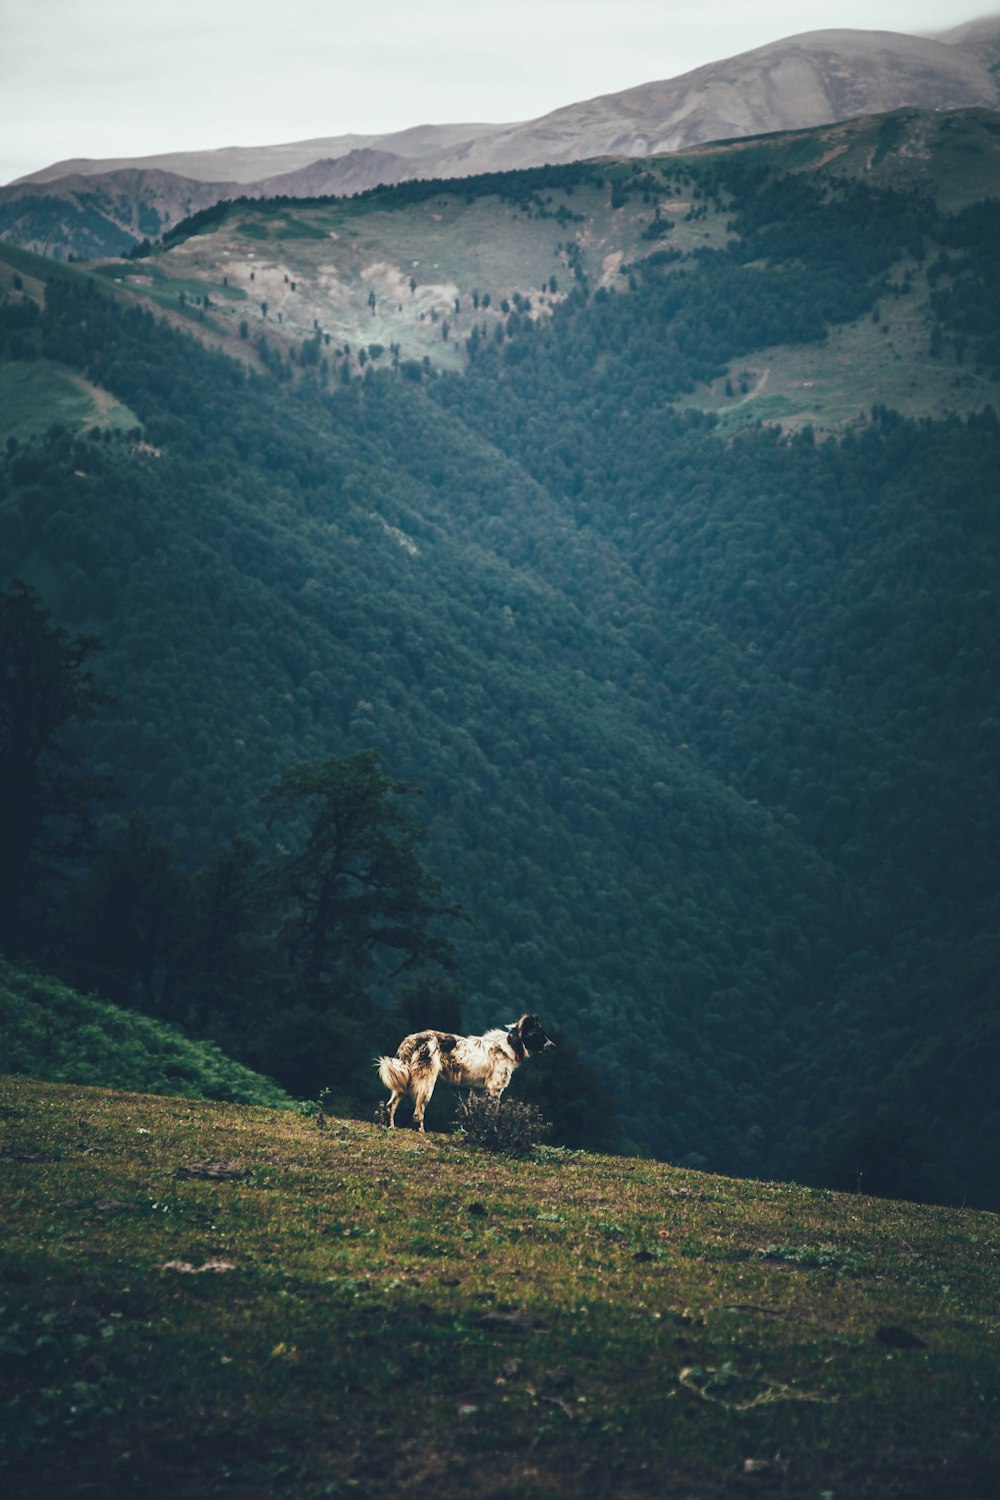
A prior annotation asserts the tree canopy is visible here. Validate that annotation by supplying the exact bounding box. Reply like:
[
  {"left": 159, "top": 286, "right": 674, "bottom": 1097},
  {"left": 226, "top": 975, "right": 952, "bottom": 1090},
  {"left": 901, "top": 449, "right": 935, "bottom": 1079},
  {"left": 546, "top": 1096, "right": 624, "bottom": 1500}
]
[
  {"left": 0, "top": 579, "right": 114, "bottom": 952},
  {"left": 262, "top": 749, "right": 467, "bottom": 992}
]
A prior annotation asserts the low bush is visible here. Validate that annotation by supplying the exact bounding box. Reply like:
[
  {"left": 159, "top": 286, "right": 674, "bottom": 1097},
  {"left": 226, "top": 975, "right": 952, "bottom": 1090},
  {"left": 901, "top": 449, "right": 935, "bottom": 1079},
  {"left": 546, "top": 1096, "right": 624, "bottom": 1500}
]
[{"left": 455, "top": 1092, "right": 551, "bottom": 1155}]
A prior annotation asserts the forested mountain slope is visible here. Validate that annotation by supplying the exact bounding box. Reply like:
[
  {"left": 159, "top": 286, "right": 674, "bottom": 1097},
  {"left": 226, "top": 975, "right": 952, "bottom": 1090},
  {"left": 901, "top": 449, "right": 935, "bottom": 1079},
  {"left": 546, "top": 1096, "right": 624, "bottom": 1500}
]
[
  {"left": 1, "top": 118, "right": 998, "bottom": 1207},
  {"left": 63, "top": 109, "right": 1000, "bottom": 426}
]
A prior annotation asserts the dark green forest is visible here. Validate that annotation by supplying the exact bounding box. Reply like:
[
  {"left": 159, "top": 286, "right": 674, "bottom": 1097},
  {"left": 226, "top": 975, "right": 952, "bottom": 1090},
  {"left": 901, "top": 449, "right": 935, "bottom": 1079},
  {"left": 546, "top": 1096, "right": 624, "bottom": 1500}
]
[{"left": 1, "top": 150, "right": 998, "bottom": 1207}]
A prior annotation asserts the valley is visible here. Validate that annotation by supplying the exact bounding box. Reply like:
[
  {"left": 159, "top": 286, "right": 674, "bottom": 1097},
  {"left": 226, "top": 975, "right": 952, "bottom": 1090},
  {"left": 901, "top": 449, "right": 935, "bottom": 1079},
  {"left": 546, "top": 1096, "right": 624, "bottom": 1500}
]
[{"left": 1, "top": 100, "right": 999, "bottom": 1211}]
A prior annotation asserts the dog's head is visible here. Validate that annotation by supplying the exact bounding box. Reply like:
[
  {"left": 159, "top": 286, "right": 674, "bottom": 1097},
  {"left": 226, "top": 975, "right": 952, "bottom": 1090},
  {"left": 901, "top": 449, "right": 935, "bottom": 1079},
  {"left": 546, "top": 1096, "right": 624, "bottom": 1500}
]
[{"left": 506, "top": 1013, "right": 554, "bottom": 1057}]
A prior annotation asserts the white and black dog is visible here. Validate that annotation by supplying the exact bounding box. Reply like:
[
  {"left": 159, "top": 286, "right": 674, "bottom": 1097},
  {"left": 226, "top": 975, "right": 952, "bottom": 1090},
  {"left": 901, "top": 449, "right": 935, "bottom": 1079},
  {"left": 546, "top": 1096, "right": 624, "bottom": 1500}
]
[{"left": 377, "top": 1013, "right": 553, "bottom": 1130}]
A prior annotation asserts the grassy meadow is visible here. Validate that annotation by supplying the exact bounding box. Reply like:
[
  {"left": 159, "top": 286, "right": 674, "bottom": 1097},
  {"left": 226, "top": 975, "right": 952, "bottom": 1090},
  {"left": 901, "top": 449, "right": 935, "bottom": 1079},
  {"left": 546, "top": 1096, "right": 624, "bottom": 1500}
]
[
  {"left": 0, "top": 362, "right": 139, "bottom": 445},
  {"left": 2, "top": 1074, "right": 997, "bottom": 1498}
]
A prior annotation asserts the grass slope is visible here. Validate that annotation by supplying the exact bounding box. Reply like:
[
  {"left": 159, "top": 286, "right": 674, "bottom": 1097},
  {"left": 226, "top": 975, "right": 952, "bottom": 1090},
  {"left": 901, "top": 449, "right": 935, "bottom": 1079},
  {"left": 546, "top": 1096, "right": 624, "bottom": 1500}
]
[
  {"left": 0, "top": 360, "right": 139, "bottom": 443},
  {"left": 677, "top": 256, "right": 1000, "bottom": 438},
  {"left": 0, "top": 248, "right": 140, "bottom": 440},
  {"left": 2, "top": 1077, "right": 997, "bottom": 1498},
  {"left": 681, "top": 108, "right": 1000, "bottom": 212},
  {"left": 85, "top": 107, "right": 1000, "bottom": 434},
  {"left": 0, "top": 960, "right": 296, "bottom": 1109}
]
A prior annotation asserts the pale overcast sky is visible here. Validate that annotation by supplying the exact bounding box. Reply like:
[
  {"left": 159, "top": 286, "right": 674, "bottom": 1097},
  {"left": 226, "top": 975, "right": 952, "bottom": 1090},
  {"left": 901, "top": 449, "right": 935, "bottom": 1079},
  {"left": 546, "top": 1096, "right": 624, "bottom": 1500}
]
[{"left": 0, "top": 0, "right": 986, "bottom": 184}]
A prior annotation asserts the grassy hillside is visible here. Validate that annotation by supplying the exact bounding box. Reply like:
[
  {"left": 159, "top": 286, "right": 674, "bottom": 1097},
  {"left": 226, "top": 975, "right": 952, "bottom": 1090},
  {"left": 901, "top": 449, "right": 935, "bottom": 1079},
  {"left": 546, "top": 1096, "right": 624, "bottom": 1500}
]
[
  {"left": 0, "top": 959, "right": 296, "bottom": 1109},
  {"left": 681, "top": 107, "right": 1000, "bottom": 213},
  {"left": 91, "top": 108, "right": 1000, "bottom": 430},
  {"left": 1, "top": 1076, "right": 997, "bottom": 1498},
  {"left": 0, "top": 360, "right": 139, "bottom": 444}
]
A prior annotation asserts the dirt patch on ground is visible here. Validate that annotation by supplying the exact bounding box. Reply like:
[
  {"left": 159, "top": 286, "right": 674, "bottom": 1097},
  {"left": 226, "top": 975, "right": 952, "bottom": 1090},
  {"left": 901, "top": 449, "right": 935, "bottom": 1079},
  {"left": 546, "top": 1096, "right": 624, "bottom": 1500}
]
[
  {"left": 599, "top": 251, "right": 624, "bottom": 288},
  {"left": 810, "top": 144, "right": 849, "bottom": 170},
  {"left": 65, "top": 371, "right": 132, "bottom": 424}
]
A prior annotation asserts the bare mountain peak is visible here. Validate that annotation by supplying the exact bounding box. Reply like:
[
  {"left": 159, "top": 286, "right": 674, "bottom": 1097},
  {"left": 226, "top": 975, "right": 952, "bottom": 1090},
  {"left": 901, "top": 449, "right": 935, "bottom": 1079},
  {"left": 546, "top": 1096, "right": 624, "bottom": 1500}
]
[
  {"left": 428, "top": 24, "right": 998, "bottom": 173},
  {"left": 254, "top": 149, "right": 409, "bottom": 197},
  {"left": 927, "top": 12, "right": 1000, "bottom": 45},
  {"left": 12, "top": 121, "right": 506, "bottom": 189}
]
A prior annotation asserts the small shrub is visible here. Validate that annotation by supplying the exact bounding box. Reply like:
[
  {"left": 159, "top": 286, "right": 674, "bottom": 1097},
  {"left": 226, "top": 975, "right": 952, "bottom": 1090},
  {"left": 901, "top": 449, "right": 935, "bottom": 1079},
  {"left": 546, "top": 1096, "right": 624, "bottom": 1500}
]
[{"left": 455, "top": 1094, "right": 551, "bottom": 1156}]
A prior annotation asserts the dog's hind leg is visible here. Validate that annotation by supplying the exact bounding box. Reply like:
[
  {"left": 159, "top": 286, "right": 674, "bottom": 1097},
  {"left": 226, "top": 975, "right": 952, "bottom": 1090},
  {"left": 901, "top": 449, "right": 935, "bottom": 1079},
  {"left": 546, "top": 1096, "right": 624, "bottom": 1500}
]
[
  {"left": 411, "top": 1074, "right": 436, "bottom": 1132},
  {"left": 386, "top": 1089, "right": 404, "bottom": 1128}
]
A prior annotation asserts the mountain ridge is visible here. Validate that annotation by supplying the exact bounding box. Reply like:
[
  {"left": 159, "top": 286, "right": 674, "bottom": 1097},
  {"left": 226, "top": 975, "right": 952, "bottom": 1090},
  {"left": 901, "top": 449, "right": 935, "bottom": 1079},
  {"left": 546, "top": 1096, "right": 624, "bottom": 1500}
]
[
  {"left": 83, "top": 107, "right": 1000, "bottom": 427},
  {"left": 418, "top": 27, "right": 1000, "bottom": 173},
  {"left": 9, "top": 120, "right": 506, "bottom": 188},
  {"left": 4, "top": 20, "right": 1000, "bottom": 260}
]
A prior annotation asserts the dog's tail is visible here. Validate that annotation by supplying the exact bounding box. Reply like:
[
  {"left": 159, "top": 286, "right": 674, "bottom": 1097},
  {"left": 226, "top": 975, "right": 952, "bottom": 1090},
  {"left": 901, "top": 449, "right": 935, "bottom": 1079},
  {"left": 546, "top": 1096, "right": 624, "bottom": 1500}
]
[{"left": 377, "top": 1055, "right": 410, "bottom": 1094}]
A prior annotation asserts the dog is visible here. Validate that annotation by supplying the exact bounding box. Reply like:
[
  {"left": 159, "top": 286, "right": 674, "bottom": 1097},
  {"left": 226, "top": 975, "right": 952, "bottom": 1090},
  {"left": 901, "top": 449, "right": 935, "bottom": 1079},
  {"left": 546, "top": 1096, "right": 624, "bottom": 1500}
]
[{"left": 377, "top": 1013, "right": 553, "bottom": 1131}]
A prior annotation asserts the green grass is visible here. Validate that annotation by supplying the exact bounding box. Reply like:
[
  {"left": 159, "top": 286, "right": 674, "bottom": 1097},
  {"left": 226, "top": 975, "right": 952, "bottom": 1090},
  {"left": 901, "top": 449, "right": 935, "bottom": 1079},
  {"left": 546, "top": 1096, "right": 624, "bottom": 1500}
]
[
  {"left": 0, "top": 361, "right": 139, "bottom": 444},
  {"left": 0, "top": 959, "right": 296, "bottom": 1109},
  {"left": 679, "top": 260, "right": 1000, "bottom": 436},
  {"left": 2, "top": 1075, "right": 997, "bottom": 1497},
  {"left": 679, "top": 108, "right": 1000, "bottom": 213}
]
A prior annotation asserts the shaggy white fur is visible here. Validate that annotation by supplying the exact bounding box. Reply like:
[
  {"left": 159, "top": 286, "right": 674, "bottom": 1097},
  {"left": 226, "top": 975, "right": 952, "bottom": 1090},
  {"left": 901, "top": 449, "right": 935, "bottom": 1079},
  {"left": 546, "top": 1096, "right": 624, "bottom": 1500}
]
[{"left": 377, "top": 1013, "right": 553, "bottom": 1130}]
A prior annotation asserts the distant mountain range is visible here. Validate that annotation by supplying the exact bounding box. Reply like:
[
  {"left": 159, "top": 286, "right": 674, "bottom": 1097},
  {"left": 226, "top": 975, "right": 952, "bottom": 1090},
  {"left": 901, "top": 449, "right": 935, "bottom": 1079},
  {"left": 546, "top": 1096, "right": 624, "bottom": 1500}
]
[{"left": 3, "top": 17, "right": 1000, "bottom": 260}]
